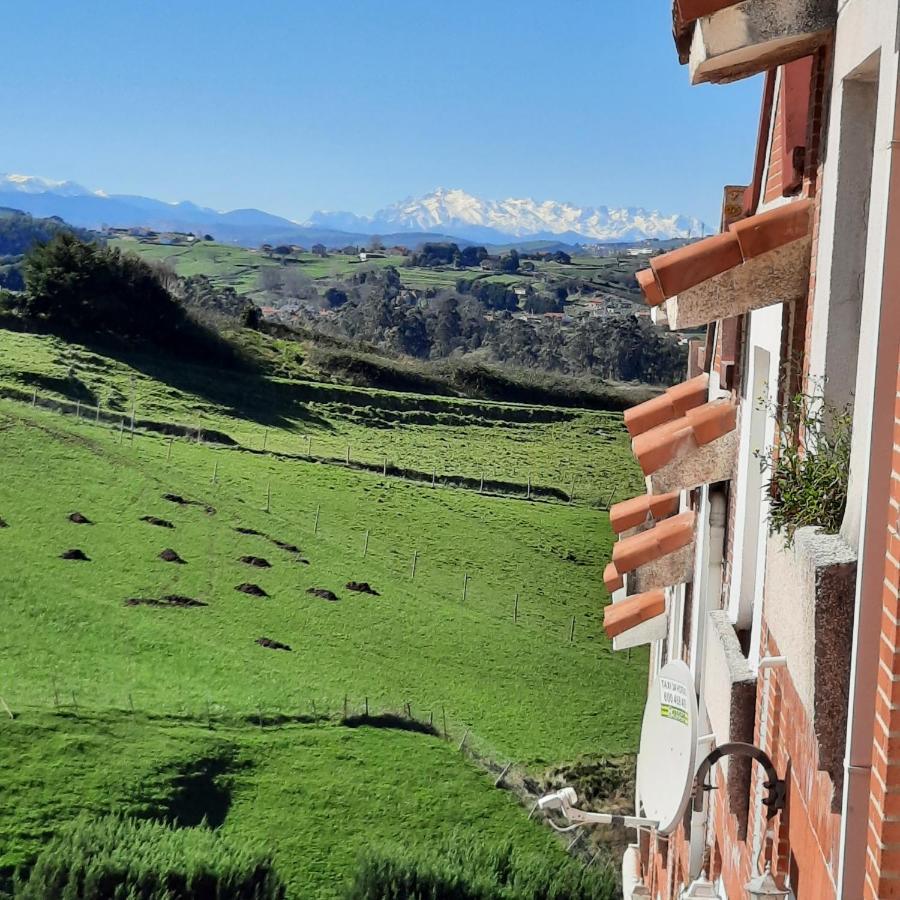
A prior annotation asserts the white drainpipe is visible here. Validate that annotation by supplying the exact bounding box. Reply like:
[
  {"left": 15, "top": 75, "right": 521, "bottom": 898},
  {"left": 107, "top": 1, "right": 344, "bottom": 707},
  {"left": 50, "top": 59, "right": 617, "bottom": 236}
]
[{"left": 688, "top": 490, "right": 727, "bottom": 880}]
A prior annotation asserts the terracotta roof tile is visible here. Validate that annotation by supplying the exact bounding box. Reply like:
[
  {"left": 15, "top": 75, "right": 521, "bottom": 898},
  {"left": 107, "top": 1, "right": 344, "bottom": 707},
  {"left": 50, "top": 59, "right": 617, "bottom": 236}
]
[
  {"left": 611, "top": 510, "right": 695, "bottom": 574},
  {"left": 728, "top": 199, "right": 813, "bottom": 259},
  {"left": 632, "top": 399, "right": 737, "bottom": 476},
  {"left": 623, "top": 373, "right": 709, "bottom": 438},
  {"left": 648, "top": 232, "right": 743, "bottom": 303},
  {"left": 604, "top": 589, "right": 666, "bottom": 639},
  {"left": 636, "top": 268, "right": 665, "bottom": 306},
  {"left": 637, "top": 199, "right": 813, "bottom": 304},
  {"left": 604, "top": 562, "right": 624, "bottom": 593},
  {"left": 609, "top": 491, "right": 680, "bottom": 534}
]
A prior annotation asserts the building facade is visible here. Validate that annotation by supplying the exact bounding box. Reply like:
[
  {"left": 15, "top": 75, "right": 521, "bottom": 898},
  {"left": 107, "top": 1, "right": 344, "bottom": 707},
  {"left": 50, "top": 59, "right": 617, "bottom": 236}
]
[{"left": 598, "top": 2, "right": 900, "bottom": 896}]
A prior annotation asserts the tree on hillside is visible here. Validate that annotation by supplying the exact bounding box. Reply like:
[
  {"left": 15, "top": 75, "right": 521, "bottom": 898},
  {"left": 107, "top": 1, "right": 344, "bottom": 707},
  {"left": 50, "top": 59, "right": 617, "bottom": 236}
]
[
  {"left": 500, "top": 249, "right": 520, "bottom": 273},
  {"left": 22, "top": 233, "right": 182, "bottom": 339},
  {"left": 311, "top": 243, "right": 327, "bottom": 257}
]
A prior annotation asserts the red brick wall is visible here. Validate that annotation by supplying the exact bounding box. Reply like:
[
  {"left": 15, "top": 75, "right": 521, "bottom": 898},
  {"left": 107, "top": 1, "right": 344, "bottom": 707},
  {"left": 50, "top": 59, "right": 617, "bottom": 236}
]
[{"left": 862, "top": 356, "right": 900, "bottom": 900}]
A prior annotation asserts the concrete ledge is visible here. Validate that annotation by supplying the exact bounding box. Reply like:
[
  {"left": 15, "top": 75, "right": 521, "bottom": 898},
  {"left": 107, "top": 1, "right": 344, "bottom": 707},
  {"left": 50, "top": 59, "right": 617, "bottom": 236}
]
[
  {"left": 705, "top": 610, "right": 757, "bottom": 838},
  {"left": 627, "top": 544, "right": 694, "bottom": 594},
  {"left": 689, "top": 0, "right": 836, "bottom": 85},
  {"left": 663, "top": 234, "right": 810, "bottom": 329},
  {"left": 647, "top": 429, "right": 737, "bottom": 495},
  {"left": 764, "top": 526, "right": 857, "bottom": 803}
]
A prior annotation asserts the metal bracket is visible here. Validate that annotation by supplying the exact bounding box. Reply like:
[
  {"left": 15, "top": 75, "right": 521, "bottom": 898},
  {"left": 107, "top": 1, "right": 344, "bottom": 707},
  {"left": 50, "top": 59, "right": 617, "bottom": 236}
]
[{"left": 692, "top": 742, "right": 786, "bottom": 819}]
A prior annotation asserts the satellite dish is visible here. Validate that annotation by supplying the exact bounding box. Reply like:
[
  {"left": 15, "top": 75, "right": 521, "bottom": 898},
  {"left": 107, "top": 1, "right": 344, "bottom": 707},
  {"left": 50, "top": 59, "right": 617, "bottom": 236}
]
[{"left": 635, "top": 659, "right": 699, "bottom": 834}]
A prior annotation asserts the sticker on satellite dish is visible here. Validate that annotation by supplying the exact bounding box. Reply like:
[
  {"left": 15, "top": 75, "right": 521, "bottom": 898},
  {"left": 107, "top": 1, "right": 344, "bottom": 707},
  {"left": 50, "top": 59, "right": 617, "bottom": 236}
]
[{"left": 659, "top": 676, "right": 689, "bottom": 725}]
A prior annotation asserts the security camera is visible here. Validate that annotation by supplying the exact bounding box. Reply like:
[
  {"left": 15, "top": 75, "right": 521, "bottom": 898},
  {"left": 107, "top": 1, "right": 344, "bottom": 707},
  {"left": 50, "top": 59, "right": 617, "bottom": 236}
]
[{"left": 538, "top": 786, "right": 578, "bottom": 811}]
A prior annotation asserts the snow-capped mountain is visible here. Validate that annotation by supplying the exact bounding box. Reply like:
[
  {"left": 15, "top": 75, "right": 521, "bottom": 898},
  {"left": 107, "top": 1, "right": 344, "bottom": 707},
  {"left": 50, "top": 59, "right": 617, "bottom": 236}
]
[
  {"left": 0, "top": 173, "right": 704, "bottom": 248},
  {"left": 0, "top": 174, "right": 98, "bottom": 198},
  {"left": 308, "top": 188, "right": 705, "bottom": 244}
]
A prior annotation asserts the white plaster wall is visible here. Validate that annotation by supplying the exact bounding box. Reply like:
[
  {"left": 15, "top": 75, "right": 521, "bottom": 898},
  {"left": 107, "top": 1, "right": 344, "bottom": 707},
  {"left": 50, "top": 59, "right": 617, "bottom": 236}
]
[
  {"left": 829, "top": 0, "right": 900, "bottom": 550},
  {"left": 804, "top": 3, "right": 900, "bottom": 896},
  {"left": 725, "top": 303, "right": 783, "bottom": 656}
]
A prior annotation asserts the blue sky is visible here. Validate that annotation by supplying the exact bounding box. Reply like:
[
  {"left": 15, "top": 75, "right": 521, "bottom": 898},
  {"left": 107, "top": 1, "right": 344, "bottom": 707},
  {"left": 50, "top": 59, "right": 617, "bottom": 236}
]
[{"left": 2, "top": 1, "right": 762, "bottom": 227}]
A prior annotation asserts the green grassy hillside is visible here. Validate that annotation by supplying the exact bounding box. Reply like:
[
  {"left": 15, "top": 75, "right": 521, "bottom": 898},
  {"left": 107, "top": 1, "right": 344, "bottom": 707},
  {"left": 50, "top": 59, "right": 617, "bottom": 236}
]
[{"left": 0, "top": 328, "right": 645, "bottom": 897}]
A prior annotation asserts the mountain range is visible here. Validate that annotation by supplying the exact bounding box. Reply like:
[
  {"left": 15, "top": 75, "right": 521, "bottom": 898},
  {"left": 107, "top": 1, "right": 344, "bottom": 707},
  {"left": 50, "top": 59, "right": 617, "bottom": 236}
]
[{"left": 0, "top": 174, "right": 706, "bottom": 249}]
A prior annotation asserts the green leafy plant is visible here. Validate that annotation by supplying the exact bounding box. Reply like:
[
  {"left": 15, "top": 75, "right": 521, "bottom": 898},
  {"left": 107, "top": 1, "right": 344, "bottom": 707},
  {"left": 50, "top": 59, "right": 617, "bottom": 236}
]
[
  {"left": 13, "top": 814, "right": 285, "bottom": 899},
  {"left": 343, "top": 832, "right": 618, "bottom": 900},
  {"left": 759, "top": 386, "right": 852, "bottom": 544}
]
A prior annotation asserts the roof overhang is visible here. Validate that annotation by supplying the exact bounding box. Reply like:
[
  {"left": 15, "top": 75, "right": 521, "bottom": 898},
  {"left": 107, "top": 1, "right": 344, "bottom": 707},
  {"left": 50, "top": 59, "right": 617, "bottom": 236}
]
[
  {"left": 632, "top": 400, "right": 738, "bottom": 494},
  {"left": 612, "top": 511, "right": 696, "bottom": 592},
  {"left": 638, "top": 200, "right": 812, "bottom": 330},
  {"left": 604, "top": 589, "right": 668, "bottom": 649},
  {"left": 676, "top": 0, "right": 835, "bottom": 85}
]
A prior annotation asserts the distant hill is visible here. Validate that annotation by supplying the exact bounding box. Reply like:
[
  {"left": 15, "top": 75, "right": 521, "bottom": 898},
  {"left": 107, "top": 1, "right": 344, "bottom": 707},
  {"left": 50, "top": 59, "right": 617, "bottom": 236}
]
[
  {"left": 0, "top": 174, "right": 705, "bottom": 252},
  {"left": 0, "top": 207, "right": 96, "bottom": 257}
]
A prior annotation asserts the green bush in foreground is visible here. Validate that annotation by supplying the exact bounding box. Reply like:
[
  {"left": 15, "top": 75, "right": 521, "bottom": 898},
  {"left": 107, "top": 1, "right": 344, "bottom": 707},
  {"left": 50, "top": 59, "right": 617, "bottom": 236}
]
[
  {"left": 13, "top": 814, "right": 285, "bottom": 899},
  {"left": 344, "top": 835, "right": 617, "bottom": 900}
]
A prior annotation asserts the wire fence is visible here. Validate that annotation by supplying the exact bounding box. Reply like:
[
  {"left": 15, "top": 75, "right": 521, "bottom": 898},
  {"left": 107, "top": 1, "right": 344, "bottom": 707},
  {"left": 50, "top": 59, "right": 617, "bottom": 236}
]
[{"left": 1, "top": 385, "right": 635, "bottom": 510}]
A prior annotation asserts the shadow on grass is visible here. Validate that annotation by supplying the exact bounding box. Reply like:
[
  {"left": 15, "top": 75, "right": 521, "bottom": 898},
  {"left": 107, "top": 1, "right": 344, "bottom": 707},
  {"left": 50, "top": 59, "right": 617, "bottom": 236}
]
[
  {"left": 341, "top": 712, "right": 439, "bottom": 737},
  {"left": 5, "top": 318, "right": 331, "bottom": 431}
]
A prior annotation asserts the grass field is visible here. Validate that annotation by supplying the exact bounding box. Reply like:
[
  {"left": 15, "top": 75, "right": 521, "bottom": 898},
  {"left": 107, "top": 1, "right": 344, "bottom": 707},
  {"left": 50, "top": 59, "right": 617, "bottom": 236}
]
[
  {"left": 0, "top": 331, "right": 645, "bottom": 507},
  {"left": 4, "top": 713, "right": 605, "bottom": 898},
  {"left": 0, "top": 327, "right": 646, "bottom": 897},
  {"left": 108, "top": 238, "right": 646, "bottom": 300}
]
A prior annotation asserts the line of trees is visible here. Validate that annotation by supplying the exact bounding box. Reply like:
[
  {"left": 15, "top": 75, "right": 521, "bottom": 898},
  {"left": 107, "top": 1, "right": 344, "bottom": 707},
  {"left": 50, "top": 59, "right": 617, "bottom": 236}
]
[{"left": 314, "top": 267, "right": 686, "bottom": 384}]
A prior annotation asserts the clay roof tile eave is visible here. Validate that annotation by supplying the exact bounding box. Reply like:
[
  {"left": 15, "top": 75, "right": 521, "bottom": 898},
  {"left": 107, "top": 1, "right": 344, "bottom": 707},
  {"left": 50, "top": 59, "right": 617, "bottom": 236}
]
[
  {"left": 603, "top": 589, "right": 667, "bottom": 639},
  {"left": 611, "top": 511, "right": 695, "bottom": 574}
]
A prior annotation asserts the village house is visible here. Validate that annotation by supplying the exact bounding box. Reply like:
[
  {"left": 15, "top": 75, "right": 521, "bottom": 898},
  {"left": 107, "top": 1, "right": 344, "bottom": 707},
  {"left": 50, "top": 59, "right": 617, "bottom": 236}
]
[{"left": 557, "top": 1, "right": 900, "bottom": 897}]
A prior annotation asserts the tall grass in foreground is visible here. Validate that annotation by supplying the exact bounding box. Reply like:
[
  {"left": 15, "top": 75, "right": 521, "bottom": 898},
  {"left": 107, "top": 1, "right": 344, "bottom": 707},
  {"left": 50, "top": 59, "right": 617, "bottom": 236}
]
[
  {"left": 12, "top": 814, "right": 285, "bottom": 899},
  {"left": 344, "top": 834, "right": 617, "bottom": 900}
]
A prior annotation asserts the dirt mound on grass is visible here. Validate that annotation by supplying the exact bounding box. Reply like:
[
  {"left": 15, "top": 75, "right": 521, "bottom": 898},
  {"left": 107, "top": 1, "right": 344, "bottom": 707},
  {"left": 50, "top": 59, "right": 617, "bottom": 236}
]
[
  {"left": 346, "top": 581, "right": 379, "bottom": 595},
  {"left": 60, "top": 548, "right": 90, "bottom": 561},
  {"left": 236, "top": 583, "right": 268, "bottom": 597},
  {"left": 68, "top": 512, "right": 92, "bottom": 524},
  {"left": 239, "top": 555, "right": 271, "bottom": 568},
  {"left": 140, "top": 516, "right": 174, "bottom": 529},
  {"left": 307, "top": 587, "right": 339, "bottom": 602},
  {"left": 272, "top": 539, "right": 301, "bottom": 553},
  {"left": 163, "top": 493, "right": 216, "bottom": 515},
  {"left": 158, "top": 549, "right": 186, "bottom": 564},
  {"left": 125, "top": 595, "right": 207, "bottom": 608},
  {"left": 0, "top": 517, "right": 8, "bottom": 528},
  {"left": 256, "top": 636, "right": 291, "bottom": 651}
]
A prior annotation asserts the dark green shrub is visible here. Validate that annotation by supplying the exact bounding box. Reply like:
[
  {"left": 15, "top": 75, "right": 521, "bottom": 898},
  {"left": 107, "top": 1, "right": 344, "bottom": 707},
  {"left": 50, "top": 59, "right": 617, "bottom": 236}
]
[
  {"left": 343, "top": 834, "right": 617, "bottom": 900},
  {"left": 13, "top": 814, "right": 285, "bottom": 899},
  {"left": 760, "top": 388, "right": 852, "bottom": 544}
]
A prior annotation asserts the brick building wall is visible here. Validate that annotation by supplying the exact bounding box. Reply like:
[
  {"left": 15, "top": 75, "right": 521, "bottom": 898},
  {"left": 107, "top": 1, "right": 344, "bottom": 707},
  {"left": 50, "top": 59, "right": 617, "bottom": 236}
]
[{"left": 862, "top": 356, "right": 900, "bottom": 900}]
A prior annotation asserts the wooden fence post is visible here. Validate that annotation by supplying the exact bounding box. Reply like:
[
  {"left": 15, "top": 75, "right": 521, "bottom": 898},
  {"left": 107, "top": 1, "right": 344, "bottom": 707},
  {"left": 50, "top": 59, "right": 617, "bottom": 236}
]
[
  {"left": 307, "top": 435, "right": 312, "bottom": 459},
  {"left": 314, "top": 504, "right": 320, "bottom": 535},
  {"left": 514, "top": 592, "right": 519, "bottom": 623},
  {"left": 462, "top": 572, "right": 469, "bottom": 602},
  {"left": 410, "top": 549, "right": 418, "bottom": 579},
  {"left": 265, "top": 481, "right": 271, "bottom": 513},
  {"left": 262, "top": 428, "right": 268, "bottom": 453},
  {"left": 363, "top": 529, "right": 369, "bottom": 558},
  {"left": 569, "top": 616, "right": 576, "bottom": 642}
]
